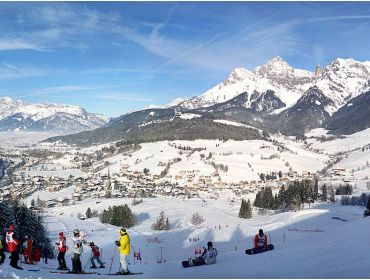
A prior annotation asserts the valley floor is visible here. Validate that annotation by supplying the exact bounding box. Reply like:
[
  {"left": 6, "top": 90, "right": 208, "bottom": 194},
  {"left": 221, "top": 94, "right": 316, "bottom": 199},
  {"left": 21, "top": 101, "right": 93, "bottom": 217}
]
[{"left": 1, "top": 196, "right": 369, "bottom": 278}]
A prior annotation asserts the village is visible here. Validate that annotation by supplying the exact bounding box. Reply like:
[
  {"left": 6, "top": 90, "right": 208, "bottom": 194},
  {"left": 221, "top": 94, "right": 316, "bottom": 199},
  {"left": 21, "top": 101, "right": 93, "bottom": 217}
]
[{"left": 0, "top": 137, "right": 353, "bottom": 208}]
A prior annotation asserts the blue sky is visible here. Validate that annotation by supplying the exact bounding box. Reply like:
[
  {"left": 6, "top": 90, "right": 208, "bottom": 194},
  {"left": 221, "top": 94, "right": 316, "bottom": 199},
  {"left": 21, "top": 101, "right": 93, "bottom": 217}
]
[{"left": 1, "top": 1, "right": 370, "bottom": 117}]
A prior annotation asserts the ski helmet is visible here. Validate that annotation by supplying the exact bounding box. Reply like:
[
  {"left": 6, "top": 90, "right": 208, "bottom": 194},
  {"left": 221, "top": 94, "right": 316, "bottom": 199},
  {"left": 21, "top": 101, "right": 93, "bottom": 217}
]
[
  {"left": 9, "top": 224, "right": 15, "bottom": 231},
  {"left": 207, "top": 241, "right": 213, "bottom": 248},
  {"left": 259, "top": 229, "right": 264, "bottom": 235},
  {"left": 73, "top": 228, "right": 80, "bottom": 235},
  {"left": 120, "top": 228, "right": 126, "bottom": 235},
  {"left": 25, "top": 235, "right": 29, "bottom": 239},
  {"left": 59, "top": 232, "right": 64, "bottom": 237},
  {"left": 90, "top": 242, "right": 94, "bottom": 246}
]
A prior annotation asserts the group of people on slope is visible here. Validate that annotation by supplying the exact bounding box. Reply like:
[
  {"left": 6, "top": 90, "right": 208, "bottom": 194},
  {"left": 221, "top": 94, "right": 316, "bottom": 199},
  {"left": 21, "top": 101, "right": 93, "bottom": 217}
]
[
  {"left": 2, "top": 223, "right": 269, "bottom": 273},
  {"left": 56, "top": 228, "right": 105, "bottom": 273},
  {"left": 191, "top": 228, "right": 269, "bottom": 266}
]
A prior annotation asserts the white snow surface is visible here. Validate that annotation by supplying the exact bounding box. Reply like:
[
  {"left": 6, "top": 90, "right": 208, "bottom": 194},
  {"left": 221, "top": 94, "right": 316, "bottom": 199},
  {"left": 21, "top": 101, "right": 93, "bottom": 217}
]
[{"left": 2, "top": 196, "right": 370, "bottom": 278}]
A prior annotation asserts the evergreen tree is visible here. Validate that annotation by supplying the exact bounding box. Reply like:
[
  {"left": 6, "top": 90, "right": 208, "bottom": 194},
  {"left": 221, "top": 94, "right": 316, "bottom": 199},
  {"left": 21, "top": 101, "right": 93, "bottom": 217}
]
[
  {"left": 313, "top": 179, "right": 319, "bottom": 201},
  {"left": 321, "top": 184, "right": 328, "bottom": 201},
  {"left": 86, "top": 207, "right": 92, "bottom": 219},
  {"left": 245, "top": 199, "right": 252, "bottom": 219},
  {"left": 239, "top": 199, "right": 247, "bottom": 218},
  {"left": 329, "top": 189, "right": 335, "bottom": 203},
  {"left": 367, "top": 196, "right": 370, "bottom": 211},
  {"left": 152, "top": 211, "right": 170, "bottom": 230}
]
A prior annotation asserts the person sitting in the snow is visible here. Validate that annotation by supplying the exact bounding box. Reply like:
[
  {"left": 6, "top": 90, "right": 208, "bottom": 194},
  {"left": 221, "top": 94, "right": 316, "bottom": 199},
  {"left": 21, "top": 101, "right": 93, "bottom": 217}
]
[
  {"left": 192, "top": 241, "right": 218, "bottom": 265},
  {"left": 89, "top": 242, "right": 105, "bottom": 269},
  {"left": 254, "top": 229, "right": 268, "bottom": 252}
]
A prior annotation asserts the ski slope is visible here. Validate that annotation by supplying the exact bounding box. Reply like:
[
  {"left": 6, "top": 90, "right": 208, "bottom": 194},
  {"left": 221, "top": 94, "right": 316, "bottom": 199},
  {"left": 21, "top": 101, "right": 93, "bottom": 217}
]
[{"left": 1, "top": 196, "right": 369, "bottom": 278}]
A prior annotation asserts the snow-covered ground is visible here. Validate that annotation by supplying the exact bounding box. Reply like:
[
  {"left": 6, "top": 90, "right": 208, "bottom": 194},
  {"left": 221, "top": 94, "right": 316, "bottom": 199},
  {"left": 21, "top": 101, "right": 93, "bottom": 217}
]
[
  {"left": 1, "top": 196, "right": 369, "bottom": 278},
  {"left": 98, "top": 139, "right": 328, "bottom": 183}
]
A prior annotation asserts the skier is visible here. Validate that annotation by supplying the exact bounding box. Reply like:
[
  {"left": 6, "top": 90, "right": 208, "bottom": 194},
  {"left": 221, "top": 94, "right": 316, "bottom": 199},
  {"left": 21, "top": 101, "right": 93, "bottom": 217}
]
[
  {"left": 55, "top": 232, "right": 67, "bottom": 270},
  {"left": 115, "top": 228, "right": 130, "bottom": 274},
  {"left": 23, "top": 235, "right": 34, "bottom": 264},
  {"left": 43, "top": 246, "right": 50, "bottom": 264},
  {"left": 0, "top": 235, "right": 5, "bottom": 265},
  {"left": 6, "top": 224, "right": 22, "bottom": 270},
  {"left": 89, "top": 242, "right": 105, "bottom": 269},
  {"left": 254, "top": 229, "right": 268, "bottom": 252},
  {"left": 71, "top": 228, "right": 88, "bottom": 273},
  {"left": 192, "top": 241, "right": 218, "bottom": 266}
]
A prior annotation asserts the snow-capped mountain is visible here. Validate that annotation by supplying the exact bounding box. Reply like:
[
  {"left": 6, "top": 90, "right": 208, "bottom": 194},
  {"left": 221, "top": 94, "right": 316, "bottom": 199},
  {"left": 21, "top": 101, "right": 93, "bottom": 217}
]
[
  {"left": 176, "top": 56, "right": 370, "bottom": 115},
  {"left": 0, "top": 96, "right": 109, "bottom": 132}
]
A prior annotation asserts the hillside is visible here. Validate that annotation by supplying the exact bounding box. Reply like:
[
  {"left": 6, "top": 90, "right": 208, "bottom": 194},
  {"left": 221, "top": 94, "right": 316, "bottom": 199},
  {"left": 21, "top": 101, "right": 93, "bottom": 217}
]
[
  {"left": 44, "top": 117, "right": 264, "bottom": 146},
  {"left": 1, "top": 196, "right": 369, "bottom": 278}
]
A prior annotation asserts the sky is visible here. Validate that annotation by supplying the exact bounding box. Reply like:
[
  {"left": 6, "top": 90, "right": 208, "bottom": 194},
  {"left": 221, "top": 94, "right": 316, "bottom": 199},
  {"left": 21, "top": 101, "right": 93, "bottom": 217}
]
[{"left": 0, "top": 1, "right": 370, "bottom": 117}]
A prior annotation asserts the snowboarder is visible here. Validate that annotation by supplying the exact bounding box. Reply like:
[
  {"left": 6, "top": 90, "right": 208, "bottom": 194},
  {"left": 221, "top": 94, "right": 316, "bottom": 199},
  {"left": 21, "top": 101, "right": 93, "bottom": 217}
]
[
  {"left": 115, "top": 228, "right": 130, "bottom": 274},
  {"left": 192, "top": 241, "right": 218, "bottom": 266},
  {"left": 89, "top": 242, "right": 105, "bottom": 269},
  {"left": 71, "top": 228, "right": 88, "bottom": 273},
  {"left": 254, "top": 229, "right": 268, "bottom": 252},
  {"left": 23, "top": 235, "right": 34, "bottom": 264},
  {"left": 0, "top": 236, "right": 5, "bottom": 265},
  {"left": 56, "top": 232, "right": 67, "bottom": 270},
  {"left": 6, "top": 224, "right": 22, "bottom": 270}
]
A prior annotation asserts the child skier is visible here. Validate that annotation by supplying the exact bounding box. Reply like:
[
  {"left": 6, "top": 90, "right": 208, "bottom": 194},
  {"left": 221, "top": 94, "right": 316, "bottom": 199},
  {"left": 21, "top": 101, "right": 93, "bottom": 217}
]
[
  {"left": 55, "top": 232, "right": 67, "bottom": 270},
  {"left": 89, "top": 242, "right": 105, "bottom": 269},
  {"left": 23, "top": 235, "right": 34, "bottom": 264}
]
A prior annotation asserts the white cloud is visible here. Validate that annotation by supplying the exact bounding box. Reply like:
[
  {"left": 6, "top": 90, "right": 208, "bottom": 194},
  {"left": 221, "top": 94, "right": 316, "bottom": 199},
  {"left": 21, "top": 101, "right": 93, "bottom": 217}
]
[
  {"left": 96, "top": 94, "right": 153, "bottom": 102},
  {"left": 0, "top": 39, "right": 43, "bottom": 51},
  {"left": 0, "top": 63, "right": 50, "bottom": 80}
]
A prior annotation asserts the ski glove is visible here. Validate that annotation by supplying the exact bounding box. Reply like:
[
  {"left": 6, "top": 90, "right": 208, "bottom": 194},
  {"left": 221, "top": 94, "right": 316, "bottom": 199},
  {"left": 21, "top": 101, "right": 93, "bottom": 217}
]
[{"left": 115, "top": 240, "right": 120, "bottom": 247}]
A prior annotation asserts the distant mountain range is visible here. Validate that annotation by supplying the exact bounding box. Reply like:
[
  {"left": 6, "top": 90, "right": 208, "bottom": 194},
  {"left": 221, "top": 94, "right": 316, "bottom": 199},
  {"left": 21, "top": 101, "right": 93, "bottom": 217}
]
[
  {"left": 0, "top": 97, "right": 109, "bottom": 132},
  {"left": 43, "top": 56, "right": 370, "bottom": 145}
]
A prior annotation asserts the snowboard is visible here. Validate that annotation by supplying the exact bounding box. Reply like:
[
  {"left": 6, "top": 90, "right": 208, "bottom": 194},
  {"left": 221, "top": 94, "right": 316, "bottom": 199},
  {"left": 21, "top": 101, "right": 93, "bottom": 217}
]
[
  {"left": 245, "top": 244, "right": 274, "bottom": 255},
  {"left": 182, "top": 260, "right": 206, "bottom": 268}
]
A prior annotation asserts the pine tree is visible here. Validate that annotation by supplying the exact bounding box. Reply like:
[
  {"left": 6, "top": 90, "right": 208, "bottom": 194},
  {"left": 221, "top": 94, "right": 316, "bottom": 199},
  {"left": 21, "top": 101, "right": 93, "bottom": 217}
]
[
  {"left": 239, "top": 199, "right": 252, "bottom": 219},
  {"left": 329, "top": 189, "right": 335, "bottom": 203},
  {"left": 239, "top": 199, "right": 247, "bottom": 218},
  {"left": 321, "top": 184, "right": 328, "bottom": 201},
  {"left": 86, "top": 207, "right": 92, "bottom": 219},
  {"left": 245, "top": 199, "right": 252, "bottom": 219}
]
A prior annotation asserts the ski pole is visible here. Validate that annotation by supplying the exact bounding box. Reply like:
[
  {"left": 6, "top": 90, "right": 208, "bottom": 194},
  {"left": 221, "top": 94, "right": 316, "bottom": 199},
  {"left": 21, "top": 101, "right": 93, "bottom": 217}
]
[
  {"left": 83, "top": 253, "right": 92, "bottom": 271},
  {"left": 108, "top": 246, "right": 117, "bottom": 275}
]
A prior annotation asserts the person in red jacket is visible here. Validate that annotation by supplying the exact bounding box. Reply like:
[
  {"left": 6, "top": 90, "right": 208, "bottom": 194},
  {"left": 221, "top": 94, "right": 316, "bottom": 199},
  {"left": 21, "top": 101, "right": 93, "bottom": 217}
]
[
  {"left": 254, "top": 229, "right": 268, "bottom": 252},
  {"left": 23, "top": 235, "right": 34, "bottom": 264},
  {"left": 6, "top": 224, "right": 22, "bottom": 270},
  {"left": 89, "top": 242, "right": 105, "bottom": 269},
  {"left": 55, "top": 232, "right": 67, "bottom": 270}
]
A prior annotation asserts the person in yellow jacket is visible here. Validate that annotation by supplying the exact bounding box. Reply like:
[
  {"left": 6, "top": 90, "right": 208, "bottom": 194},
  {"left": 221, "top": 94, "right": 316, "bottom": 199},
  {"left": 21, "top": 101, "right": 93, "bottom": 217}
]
[{"left": 115, "top": 228, "right": 130, "bottom": 274}]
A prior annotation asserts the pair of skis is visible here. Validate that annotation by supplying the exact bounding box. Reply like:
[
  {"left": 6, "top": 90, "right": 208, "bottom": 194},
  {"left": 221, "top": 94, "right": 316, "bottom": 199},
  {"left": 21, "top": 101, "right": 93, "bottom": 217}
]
[{"left": 50, "top": 270, "right": 143, "bottom": 276}]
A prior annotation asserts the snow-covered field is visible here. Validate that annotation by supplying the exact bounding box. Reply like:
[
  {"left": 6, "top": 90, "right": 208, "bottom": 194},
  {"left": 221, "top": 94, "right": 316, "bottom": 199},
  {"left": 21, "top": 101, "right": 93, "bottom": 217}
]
[
  {"left": 98, "top": 139, "right": 328, "bottom": 183},
  {"left": 1, "top": 196, "right": 369, "bottom": 278}
]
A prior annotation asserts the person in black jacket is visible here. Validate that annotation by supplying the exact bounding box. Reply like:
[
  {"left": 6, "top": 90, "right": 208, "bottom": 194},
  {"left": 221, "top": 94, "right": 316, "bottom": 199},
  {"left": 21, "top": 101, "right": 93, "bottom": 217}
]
[{"left": 0, "top": 233, "right": 6, "bottom": 265}]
